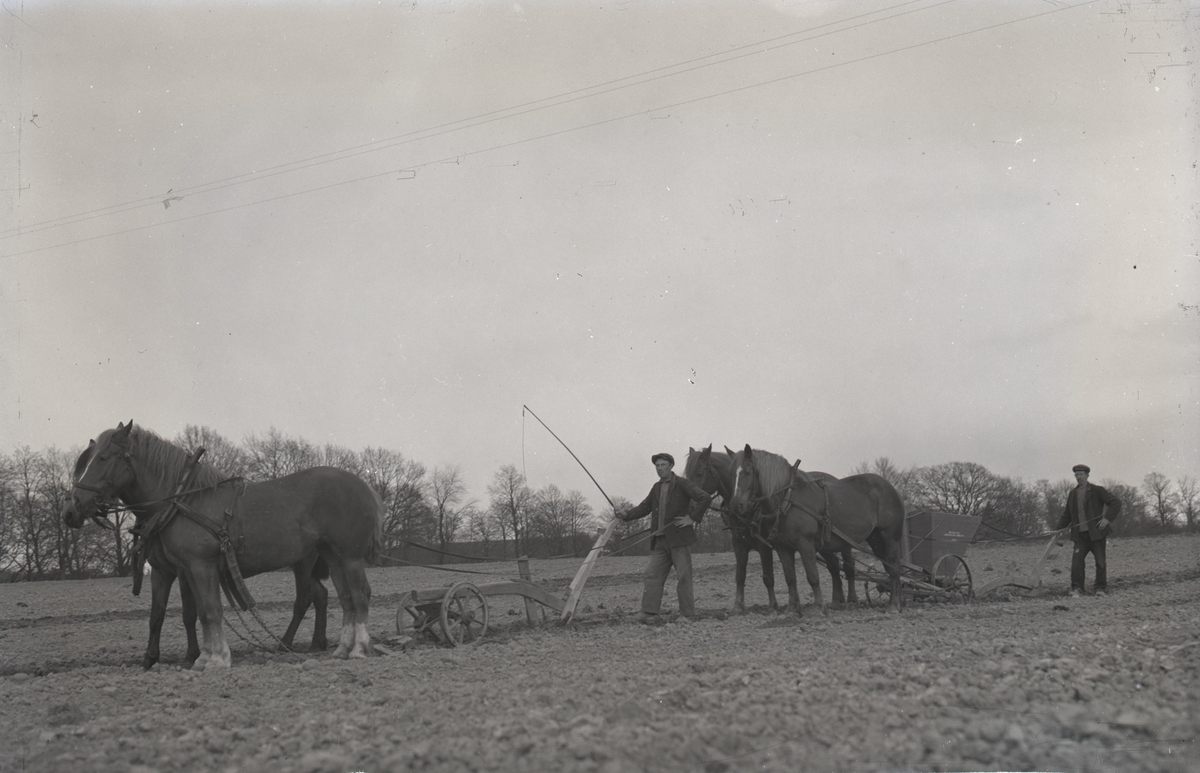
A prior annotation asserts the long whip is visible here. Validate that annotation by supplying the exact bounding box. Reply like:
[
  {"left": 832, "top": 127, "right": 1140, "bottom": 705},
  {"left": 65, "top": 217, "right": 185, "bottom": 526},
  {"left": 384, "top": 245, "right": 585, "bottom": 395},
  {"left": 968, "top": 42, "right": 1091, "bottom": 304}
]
[{"left": 521, "top": 405, "right": 616, "bottom": 512}]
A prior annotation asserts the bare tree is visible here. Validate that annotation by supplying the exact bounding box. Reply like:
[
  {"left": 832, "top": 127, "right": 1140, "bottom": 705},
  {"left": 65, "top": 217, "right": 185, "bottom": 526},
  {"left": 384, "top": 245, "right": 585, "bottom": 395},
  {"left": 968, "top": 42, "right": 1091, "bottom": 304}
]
[
  {"left": 39, "top": 448, "right": 87, "bottom": 579},
  {"left": 173, "top": 425, "right": 250, "bottom": 477},
  {"left": 8, "top": 447, "right": 50, "bottom": 579},
  {"left": 1176, "top": 475, "right": 1198, "bottom": 532},
  {"left": 243, "top": 427, "right": 319, "bottom": 481},
  {"left": 563, "top": 490, "right": 596, "bottom": 555},
  {"left": 1101, "top": 481, "right": 1152, "bottom": 537},
  {"left": 429, "top": 464, "right": 475, "bottom": 558},
  {"left": 531, "top": 484, "right": 595, "bottom": 556},
  {"left": 852, "top": 457, "right": 921, "bottom": 507},
  {"left": 358, "top": 447, "right": 432, "bottom": 555},
  {"left": 1142, "top": 472, "right": 1178, "bottom": 529},
  {"left": 464, "top": 506, "right": 497, "bottom": 557},
  {"left": 1037, "top": 478, "right": 1076, "bottom": 530},
  {"left": 488, "top": 465, "right": 533, "bottom": 558},
  {"left": 319, "top": 443, "right": 362, "bottom": 475},
  {"left": 910, "top": 462, "right": 1004, "bottom": 520}
]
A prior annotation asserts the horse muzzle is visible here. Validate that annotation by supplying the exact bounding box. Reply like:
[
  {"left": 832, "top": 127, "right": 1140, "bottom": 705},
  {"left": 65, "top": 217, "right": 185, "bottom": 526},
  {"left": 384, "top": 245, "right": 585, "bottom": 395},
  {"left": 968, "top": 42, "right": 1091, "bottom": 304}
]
[{"left": 62, "top": 501, "right": 85, "bottom": 529}]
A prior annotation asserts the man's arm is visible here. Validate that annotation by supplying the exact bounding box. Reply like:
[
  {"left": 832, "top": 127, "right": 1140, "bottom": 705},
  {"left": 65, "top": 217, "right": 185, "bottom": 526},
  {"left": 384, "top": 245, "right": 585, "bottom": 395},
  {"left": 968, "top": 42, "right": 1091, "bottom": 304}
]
[
  {"left": 1098, "top": 486, "right": 1122, "bottom": 527},
  {"left": 620, "top": 488, "right": 655, "bottom": 522},
  {"left": 677, "top": 476, "right": 713, "bottom": 525}
]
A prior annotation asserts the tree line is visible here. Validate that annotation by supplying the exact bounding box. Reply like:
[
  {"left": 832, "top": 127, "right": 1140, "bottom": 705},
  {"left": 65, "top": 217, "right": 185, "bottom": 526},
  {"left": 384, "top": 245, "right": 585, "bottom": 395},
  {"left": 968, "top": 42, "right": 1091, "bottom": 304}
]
[
  {"left": 0, "top": 425, "right": 607, "bottom": 581},
  {"left": 0, "top": 427, "right": 1194, "bottom": 581},
  {"left": 849, "top": 458, "right": 1198, "bottom": 539}
]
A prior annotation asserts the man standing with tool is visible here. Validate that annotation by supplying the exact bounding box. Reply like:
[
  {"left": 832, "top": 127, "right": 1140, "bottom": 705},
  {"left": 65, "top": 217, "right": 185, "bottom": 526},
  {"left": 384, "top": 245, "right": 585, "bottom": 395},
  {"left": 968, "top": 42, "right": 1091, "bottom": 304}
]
[
  {"left": 616, "top": 453, "right": 712, "bottom": 623},
  {"left": 1056, "top": 463, "right": 1122, "bottom": 597}
]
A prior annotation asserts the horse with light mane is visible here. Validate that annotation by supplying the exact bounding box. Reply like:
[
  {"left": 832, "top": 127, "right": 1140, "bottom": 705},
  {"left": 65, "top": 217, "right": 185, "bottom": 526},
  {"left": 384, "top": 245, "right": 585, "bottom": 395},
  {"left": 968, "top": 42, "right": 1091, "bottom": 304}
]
[
  {"left": 69, "top": 442, "right": 332, "bottom": 669},
  {"left": 727, "top": 445, "right": 904, "bottom": 614},
  {"left": 685, "top": 445, "right": 859, "bottom": 613},
  {"left": 64, "top": 421, "right": 382, "bottom": 669}
]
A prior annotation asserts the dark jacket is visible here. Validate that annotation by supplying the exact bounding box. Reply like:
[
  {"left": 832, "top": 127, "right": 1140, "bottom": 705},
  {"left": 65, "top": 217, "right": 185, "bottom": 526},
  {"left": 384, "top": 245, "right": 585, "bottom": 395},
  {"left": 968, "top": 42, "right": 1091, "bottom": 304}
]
[
  {"left": 1056, "top": 483, "right": 1122, "bottom": 542},
  {"left": 621, "top": 474, "right": 712, "bottom": 549}
]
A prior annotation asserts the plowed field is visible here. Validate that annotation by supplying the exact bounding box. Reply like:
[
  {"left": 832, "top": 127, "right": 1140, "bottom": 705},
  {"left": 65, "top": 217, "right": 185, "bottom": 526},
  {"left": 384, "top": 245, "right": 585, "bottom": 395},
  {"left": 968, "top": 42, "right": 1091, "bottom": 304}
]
[{"left": 1, "top": 534, "right": 1196, "bottom": 773}]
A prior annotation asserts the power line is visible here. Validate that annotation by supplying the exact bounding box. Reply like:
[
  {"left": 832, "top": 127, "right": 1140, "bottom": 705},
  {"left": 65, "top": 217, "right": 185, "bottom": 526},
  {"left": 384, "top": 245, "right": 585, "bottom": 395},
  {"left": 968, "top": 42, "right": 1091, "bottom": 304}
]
[
  {"left": 2, "top": 0, "right": 1100, "bottom": 259},
  {"left": 0, "top": 0, "right": 946, "bottom": 241}
]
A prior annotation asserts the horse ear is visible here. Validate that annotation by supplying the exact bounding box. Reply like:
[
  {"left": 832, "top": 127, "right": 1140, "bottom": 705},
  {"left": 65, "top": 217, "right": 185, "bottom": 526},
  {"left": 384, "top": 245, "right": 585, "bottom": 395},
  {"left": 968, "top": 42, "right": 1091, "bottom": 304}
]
[
  {"left": 743, "top": 443, "right": 753, "bottom": 458},
  {"left": 699, "top": 445, "right": 711, "bottom": 460},
  {"left": 688, "top": 447, "right": 695, "bottom": 454},
  {"left": 114, "top": 421, "right": 133, "bottom": 442},
  {"left": 724, "top": 445, "right": 735, "bottom": 457}
]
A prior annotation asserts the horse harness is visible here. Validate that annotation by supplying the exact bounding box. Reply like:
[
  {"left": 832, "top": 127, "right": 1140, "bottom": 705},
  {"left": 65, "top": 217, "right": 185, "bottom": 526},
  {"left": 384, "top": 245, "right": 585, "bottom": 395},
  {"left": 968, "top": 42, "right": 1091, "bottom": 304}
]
[
  {"left": 128, "top": 447, "right": 256, "bottom": 610},
  {"left": 747, "top": 459, "right": 841, "bottom": 549}
]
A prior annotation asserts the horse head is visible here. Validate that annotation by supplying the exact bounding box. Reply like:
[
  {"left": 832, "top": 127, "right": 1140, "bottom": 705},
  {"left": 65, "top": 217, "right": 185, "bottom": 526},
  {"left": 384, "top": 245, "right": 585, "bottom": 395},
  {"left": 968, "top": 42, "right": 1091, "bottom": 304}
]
[
  {"left": 729, "top": 444, "right": 764, "bottom": 520},
  {"left": 63, "top": 421, "right": 136, "bottom": 529}
]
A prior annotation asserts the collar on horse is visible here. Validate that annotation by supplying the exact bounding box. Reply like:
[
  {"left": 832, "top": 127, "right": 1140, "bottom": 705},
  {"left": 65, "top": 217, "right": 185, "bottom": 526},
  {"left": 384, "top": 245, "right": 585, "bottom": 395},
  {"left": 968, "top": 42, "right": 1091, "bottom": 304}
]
[
  {"left": 746, "top": 458, "right": 834, "bottom": 545},
  {"left": 128, "top": 448, "right": 250, "bottom": 608}
]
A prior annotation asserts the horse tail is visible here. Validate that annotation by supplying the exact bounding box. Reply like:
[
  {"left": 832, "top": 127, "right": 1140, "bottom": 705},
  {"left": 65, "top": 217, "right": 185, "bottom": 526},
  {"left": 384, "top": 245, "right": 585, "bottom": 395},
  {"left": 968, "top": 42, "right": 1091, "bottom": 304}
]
[{"left": 364, "top": 487, "right": 385, "bottom": 566}]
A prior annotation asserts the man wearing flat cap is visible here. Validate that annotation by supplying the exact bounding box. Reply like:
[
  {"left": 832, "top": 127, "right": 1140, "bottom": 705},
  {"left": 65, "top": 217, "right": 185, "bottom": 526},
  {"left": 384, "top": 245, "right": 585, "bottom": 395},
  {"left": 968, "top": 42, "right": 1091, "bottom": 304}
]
[
  {"left": 1056, "top": 464, "right": 1122, "bottom": 597},
  {"left": 616, "top": 452, "right": 712, "bottom": 622}
]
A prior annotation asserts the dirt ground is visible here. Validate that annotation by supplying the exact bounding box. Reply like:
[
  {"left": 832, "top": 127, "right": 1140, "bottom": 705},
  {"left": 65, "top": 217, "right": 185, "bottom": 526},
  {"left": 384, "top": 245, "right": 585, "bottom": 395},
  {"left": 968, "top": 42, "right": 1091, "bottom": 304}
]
[{"left": 0, "top": 533, "right": 1196, "bottom": 773}]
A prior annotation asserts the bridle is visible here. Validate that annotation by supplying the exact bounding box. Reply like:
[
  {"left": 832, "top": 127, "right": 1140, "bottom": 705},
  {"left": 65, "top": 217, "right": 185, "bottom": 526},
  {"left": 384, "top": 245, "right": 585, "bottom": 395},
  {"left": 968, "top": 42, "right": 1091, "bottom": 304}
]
[
  {"left": 733, "top": 454, "right": 835, "bottom": 545},
  {"left": 71, "top": 441, "right": 136, "bottom": 531}
]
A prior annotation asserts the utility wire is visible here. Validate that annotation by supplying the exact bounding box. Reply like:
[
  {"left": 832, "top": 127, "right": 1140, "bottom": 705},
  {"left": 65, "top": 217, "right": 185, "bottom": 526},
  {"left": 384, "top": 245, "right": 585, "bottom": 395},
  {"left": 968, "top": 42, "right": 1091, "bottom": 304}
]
[
  {"left": 0, "top": 0, "right": 943, "bottom": 241},
  {"left": 2, "top": 0, "right": 1099, "bottom": 259}
]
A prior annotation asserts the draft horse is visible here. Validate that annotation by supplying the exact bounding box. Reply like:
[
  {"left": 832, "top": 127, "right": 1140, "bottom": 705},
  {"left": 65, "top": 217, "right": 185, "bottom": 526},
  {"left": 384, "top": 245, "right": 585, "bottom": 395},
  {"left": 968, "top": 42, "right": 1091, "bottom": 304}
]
[
  {"left": 69, "top": 442, "right": 332, "bottom": 669},
  {"left": 64, "top": 421, "right": 382, "bottom": 669},
  {"left": 685, "top": 445, "right": 859, "bottom": 613},
  {"left": 728, "top": 445, "right": 905, "bottom": 614}
]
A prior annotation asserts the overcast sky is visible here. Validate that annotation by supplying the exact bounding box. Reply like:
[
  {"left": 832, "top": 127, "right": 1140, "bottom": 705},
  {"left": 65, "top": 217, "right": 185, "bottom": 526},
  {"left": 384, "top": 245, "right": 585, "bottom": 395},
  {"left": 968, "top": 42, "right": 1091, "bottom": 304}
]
[{"left": 2, "top": 0, "right": 1197, "bottom": 514}]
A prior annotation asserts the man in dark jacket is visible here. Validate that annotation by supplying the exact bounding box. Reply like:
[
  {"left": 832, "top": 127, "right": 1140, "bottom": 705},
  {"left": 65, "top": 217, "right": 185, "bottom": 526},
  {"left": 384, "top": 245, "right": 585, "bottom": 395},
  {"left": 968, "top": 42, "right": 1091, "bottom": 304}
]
[
  {"left": 617, "top": 452, "right": 712, "bottom": 622},
  {"left": 1056, "top": 464, "right": 1122, "bottom": 597}
]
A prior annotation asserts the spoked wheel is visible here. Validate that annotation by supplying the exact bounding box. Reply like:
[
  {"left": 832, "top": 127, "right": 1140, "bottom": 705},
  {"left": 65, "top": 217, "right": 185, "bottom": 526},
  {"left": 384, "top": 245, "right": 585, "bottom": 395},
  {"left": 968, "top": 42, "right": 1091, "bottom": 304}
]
[
  {"left": 396, "top": 597, "right": 424, "bottom": 633},
  {"left": 931, "top": 554, "right": 973, "bottom": 602},
  {"left": 439, "top": 582, "right": 489, "bottom": 646}
]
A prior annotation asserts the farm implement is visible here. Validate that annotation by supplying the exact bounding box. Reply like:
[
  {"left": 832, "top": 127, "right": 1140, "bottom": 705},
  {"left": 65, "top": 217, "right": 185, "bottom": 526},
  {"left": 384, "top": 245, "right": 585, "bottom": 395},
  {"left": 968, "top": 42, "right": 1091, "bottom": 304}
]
[{"left": 394, "top": 519, "right": 617, "bottom": 646}]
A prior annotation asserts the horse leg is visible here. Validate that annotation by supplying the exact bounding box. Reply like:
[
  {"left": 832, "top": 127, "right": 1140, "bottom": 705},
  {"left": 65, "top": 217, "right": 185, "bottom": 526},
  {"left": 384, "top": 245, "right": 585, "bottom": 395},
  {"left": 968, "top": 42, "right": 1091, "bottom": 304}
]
[
  {"left": 759, "top": 544, "right": 778, "bottom": 612},
  {"left": 867, "top": 530, "right": 904, "bottom": 612},
  {"left": 341, "top": 557, "right": 373, "bottom": 658},
  {"left": 797, "top": 539, "right": 827, "bottom": 616},
  {"left": 186, "top": 562, "right": 231, "bottom": 670},
  {"left": 280, "top": 561, "right": 314, "bottom": 651},
  {"left": 886, "top": 542, "right": 904, "bottom": 612},
  {"left": 774, "top": 547, "right": 802, "bottom": 615},
  {"left": 325, "top": 555, "right": 371, "bottom": 658},
  {"left": 179, "top": 574, "right": 201, "bottom": 665},
  {"left": 819, "top": 549, "right": 846, "bottom": 605},
  {"left": 309, "top": 575, "right": 329, "bottom": 652},
  {"left": 842, "top": 546, "right": 858, "bottom": 604},
  {"left": 732, "top": 537, "right": 750, "bottom": 614},
  {"left": 144, "top": 566, "right": 175, "bottom": 670}
]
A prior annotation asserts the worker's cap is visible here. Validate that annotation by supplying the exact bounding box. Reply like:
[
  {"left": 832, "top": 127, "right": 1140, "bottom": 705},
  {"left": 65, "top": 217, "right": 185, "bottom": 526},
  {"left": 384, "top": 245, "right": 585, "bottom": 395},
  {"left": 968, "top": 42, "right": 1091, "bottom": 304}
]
[
  {"left": 1072, "top": 464, "right": 1091, "bottom": 474},
  {"left": 651, "top": 453, "right": 675, "bottom": 467}
]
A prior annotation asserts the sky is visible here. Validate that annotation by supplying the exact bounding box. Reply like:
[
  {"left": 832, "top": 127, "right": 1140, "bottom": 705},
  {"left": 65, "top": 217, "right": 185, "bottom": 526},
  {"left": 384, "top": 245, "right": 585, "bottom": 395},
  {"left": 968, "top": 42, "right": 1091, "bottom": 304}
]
[{"left": 2, "top": 0, "right": 1197, "bottom": 516}]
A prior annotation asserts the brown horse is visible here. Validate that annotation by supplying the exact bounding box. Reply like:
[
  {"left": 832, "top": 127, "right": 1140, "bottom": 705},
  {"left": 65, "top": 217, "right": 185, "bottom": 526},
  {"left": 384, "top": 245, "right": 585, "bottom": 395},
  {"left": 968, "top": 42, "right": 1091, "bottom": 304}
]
[
  {"left": 685, "top": 445, "right": 858, "bottom": 613},
  {"left": 69, "top": 442, "right": 331, "bottom": 669},
  {"left": 64, "top": 422, "right": 382, "bottom": 668},
  {"left": 728, "top": 445, "right": 904, "bottom": 614}
]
